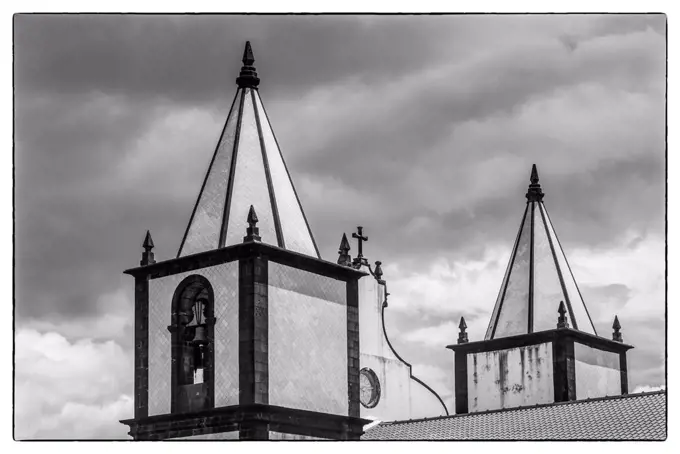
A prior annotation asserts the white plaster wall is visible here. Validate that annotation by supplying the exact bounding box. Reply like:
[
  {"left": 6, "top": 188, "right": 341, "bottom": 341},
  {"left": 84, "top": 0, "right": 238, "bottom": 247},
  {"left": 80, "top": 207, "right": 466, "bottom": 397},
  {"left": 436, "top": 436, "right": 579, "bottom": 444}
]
[
  {"left": 147, "top": 261, "right": 239, "bottom": 416},
  {"left": 358, "top": 266, "right": 447, "bottom": 421},
  {"left": 467, "top": 342, "right": 554, "bottom": 412},
  {"left": 574, "top": 343, "right": 621, "bottom": 399},
  {"left": 410, "top": 379, "right": 448, "bottom": 419},
  {"left": 269, "top": 431, "right": 329, "bottom": 440},
  {"left": 175, "top": 431, "right": 239, "bottom": 439},
  {"left": 268, "top": 263, "right": 348, "bottom": 415}
]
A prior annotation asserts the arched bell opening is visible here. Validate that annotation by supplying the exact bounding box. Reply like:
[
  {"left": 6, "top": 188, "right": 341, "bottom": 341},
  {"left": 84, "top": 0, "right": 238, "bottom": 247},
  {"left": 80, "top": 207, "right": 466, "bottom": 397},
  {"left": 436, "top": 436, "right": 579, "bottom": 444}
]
[{"left": 169, "top": 275, "right": 216, "bottom": 414}]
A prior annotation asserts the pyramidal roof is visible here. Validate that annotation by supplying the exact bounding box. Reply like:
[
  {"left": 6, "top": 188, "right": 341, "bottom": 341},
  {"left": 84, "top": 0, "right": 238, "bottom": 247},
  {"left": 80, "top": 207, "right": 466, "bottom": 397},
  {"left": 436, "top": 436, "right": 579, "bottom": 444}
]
[
  {"left": 485, "top": 165, "right": 596, "bottom": 339},
  {"left": 177, "top": 42, "right": 320, "bottom": 258}
]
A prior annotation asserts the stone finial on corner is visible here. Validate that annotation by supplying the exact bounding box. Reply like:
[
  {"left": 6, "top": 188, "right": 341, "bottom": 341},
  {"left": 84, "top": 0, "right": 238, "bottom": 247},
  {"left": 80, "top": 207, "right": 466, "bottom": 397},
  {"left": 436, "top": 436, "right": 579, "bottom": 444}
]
[
  {"left": 374, "top": 260, "right": 384, "bottom": 281},
  {"left": 457, "top": 317, "right": 469, "bottom": 344},
  {"left": 243, "top": 205, "right": 261, "bottom": 243},
  {"left": 140, "top": 230, "right": 156, "bottom": 266},
  {"left": 337, "top": 233, "right": 352, "bottom": 266},
  {"left": 612, "top": 315, "right": 623, "bottom": 342},
  {"left": 557, "top": 301, "right": 570, "bottom": 329}
]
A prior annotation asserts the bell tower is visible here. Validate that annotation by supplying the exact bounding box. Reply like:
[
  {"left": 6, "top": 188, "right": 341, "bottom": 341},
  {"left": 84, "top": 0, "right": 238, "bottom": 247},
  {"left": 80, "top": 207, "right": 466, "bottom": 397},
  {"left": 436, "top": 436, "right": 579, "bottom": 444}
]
[
  {"left": 121, "top": 42, "right": 369, "bottom": 440},
  {"left": 448, "top": 166, "right": 633, "bottom": 415}
]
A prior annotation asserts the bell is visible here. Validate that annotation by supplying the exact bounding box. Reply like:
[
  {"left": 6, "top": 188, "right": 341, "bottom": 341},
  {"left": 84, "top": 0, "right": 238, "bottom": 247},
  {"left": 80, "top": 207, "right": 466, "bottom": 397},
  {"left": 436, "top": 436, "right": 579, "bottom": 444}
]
[{"left": 194, "top": 325, "right": 207, "bottom": 344}]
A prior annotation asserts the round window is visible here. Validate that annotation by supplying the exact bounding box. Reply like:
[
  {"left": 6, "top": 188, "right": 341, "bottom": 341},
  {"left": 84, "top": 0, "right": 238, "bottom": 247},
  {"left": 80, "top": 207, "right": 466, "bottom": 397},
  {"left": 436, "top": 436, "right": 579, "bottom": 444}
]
[{"left": 359, "top": 368, "right": 381, "bottom": 408}]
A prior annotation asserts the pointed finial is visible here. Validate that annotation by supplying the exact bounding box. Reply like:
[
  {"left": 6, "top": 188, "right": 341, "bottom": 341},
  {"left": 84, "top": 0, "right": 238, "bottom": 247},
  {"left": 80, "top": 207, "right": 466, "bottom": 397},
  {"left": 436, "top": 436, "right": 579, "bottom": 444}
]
[
  {"left": 337, "top": 233, "right": 352, "bottom": 266},
  {"left": 557, "top": 301, "right": 569, "bottom": 329},
  {"left": 530, "top": 164, "right": 539, "bottom": 184},
  {"left": 236, "top": 41, "right": 260, "bottom": 88},
  {"left": 612, "top": 315, "right": 623, "bottom": 342},
  {"left": 243, "top": 205, "right": 261, "bottom": 243},
  {"left": 374, "top": 261, "right": 384, "bottom": 281},
  {"left": 458, "top": 317, "right": 469, "bottom": 344},
  {"left": 140, "top": 230, "right": 156, "bottom": 266},
  {"left": 526, "top": 164, "right": 544, "bottom": 202},
  {"left": 242, "top": 41, "right": 255, "bottom": 66},
  {"left": 247, "top": 205, "right": 258, "bottom": 226},
  {"left": 143, "top": 230, "right": 154, "bottom": 251}
]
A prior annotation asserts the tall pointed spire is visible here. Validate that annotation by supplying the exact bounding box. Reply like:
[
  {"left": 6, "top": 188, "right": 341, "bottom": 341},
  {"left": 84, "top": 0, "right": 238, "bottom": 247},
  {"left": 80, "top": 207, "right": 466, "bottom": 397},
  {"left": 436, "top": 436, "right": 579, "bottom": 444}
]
[
  {"left": 485, "top": 166, "right": 596, "bottom": 339},
  {"left": 177, "top": 42, "right": 319, "bottom": 259}
]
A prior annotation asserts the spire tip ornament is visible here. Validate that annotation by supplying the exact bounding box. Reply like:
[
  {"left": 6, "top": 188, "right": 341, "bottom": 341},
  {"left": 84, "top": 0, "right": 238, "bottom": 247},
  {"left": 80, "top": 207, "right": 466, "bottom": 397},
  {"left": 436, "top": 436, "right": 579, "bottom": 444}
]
[
  {"left": 236, "top": 41, "right": 260, "bottom": 88},
  {"left": 242, "top": 40, "right": 255, "bottom": 65},
  {"left": 526, "top": 164, "right": 544, "bottom": 202},
  {"left": 531, "top": 163, "right": 539, "bottom": 184}
]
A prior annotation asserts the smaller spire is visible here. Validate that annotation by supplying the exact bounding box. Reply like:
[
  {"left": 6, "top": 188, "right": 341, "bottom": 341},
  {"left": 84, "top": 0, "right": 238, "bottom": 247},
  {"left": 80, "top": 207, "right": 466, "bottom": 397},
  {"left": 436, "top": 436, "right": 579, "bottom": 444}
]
[
  {"left": 337, "top": 233, "right": 352, "bottom": 266},
  {"left": 243, "top": 205, "right": 261, "bottom": 243},
  {"left": 526, "top": 164, "right": 545, "bottom": 202},
  {"left": 140, "top": 230, "right": 156, "bottom": 266},
  {"left": 236, "top": 41, "right": 260, "bottom": 89},
  {"left": 557, "top": 301, "right": 569, "bottom": 329},
  {"left": 458, "top": 317, "right": 469, "bottom": 344},
  {"left": 374, "top": 260, "right": 384, "bottom": 281},
  {"left": 612, "top": 315, "right": 623, "bottom": 342}
]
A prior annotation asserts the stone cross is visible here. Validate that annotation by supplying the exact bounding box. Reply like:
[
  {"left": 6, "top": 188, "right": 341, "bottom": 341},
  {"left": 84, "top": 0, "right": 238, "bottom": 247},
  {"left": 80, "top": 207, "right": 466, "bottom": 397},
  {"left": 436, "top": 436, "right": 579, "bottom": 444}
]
[{"left": 352, "top": 226, "right": 368, "bottom": 263}]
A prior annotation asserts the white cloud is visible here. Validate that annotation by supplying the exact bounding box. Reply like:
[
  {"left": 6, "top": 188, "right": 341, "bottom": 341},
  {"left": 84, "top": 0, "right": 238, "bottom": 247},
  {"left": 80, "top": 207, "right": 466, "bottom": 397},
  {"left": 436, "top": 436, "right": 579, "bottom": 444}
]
[
  {"left": 411, "top": 363, "right": 453, "bottom": 407},
  {"left": 384, "top": 247, "right": 511, "bottom": 318},
  {"left": 632, "top": 384, "right": 666, "bottom": 394},
  {"left": 569, "top": 233, "right": 665, "bottom": 322},
  {"left": 15, "top": 328, "right": 132, "bottom": 439}
]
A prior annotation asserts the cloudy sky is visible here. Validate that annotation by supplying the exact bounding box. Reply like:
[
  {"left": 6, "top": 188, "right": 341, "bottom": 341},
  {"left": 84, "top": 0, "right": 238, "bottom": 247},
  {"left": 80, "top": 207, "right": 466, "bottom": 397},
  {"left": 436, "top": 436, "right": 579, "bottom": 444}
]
[{"left": 14, "top": 14, "right": 666, "bottom": 439}]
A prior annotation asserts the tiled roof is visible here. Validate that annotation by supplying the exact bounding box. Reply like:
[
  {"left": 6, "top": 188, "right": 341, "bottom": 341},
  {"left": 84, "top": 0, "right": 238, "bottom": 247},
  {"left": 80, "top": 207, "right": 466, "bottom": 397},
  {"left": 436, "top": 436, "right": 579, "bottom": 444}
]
[{"left": 362, "top": 392, "right": 666, "bottom": 440}]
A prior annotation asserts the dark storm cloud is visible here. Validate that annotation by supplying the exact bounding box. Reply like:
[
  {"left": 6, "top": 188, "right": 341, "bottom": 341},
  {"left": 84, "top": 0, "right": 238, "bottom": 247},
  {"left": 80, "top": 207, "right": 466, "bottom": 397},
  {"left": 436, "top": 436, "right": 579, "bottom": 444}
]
[
  {"left": 14, "top": 14, "right": 665, "bottom": 325},
  {"left": 14, "top": 15, "right": 471, "bottom": 103}
]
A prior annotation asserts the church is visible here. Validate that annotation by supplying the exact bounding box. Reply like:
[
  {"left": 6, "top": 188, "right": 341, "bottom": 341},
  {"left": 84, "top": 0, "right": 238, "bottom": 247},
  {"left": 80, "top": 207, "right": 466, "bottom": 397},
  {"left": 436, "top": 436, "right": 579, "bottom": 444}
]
[{"left": 120, "top": 42, "right": 666, "bottom": 441}]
